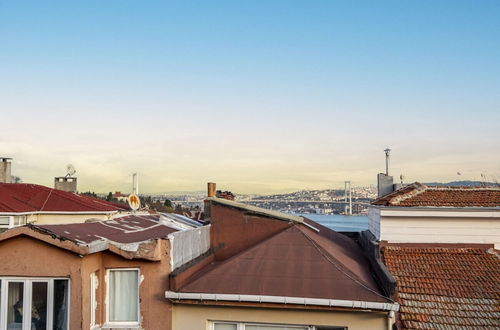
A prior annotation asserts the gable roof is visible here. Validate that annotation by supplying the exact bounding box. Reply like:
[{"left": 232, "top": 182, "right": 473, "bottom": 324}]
[
  {"left": 0, "top": 183, "right": 127, "bottom": 213},
  {"left": 170, "top": 222, "right": 393, "bottom": 308},
  {"left": 0, "top": 215, "right": 178, "bottom": 260},
  {"left": 382, "top": 245, "right": 500, "bottom": 329},
  {"left": 372, "top": 182, "right": 500, "bottom": 208}
]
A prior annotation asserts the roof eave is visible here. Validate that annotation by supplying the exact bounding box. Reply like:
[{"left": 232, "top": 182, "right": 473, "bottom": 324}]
[{"left": 165, "top": 291, "right": 399, "bottom": 312}]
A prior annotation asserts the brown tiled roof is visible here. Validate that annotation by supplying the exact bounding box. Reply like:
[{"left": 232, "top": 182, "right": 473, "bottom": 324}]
[
  {"left": 176, "top": 223, "right": 390, "bottom": 303},
  {"left": 382, "top": 245, "right": 500, "bottom": 329},
  {"left": 372, "top": 182, "right": 500, "bottom": 207}
]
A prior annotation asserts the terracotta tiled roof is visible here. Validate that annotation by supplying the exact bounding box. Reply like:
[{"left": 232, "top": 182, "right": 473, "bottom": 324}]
[
  {"left": 176, "top": 223, "right": 390, "bottom": 303},
  {"left": 382, "top": 245, "right": 500, "bottom": 329},
  {"left": 372, "top": 182, "right": 500, "bottom": 207},
  {"left": 0, "top": 183, "right": 127, "bottom": 213}
]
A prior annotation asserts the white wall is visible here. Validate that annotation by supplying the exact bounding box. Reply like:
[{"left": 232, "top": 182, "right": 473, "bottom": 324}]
[
  {"left": 368, "top": 206, "right": 500, "bottom": 248},
  {"left": 169, "top": 225, "right": 211, "bottom": 271}
]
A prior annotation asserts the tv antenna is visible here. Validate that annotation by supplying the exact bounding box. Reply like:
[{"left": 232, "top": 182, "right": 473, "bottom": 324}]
[{"left": 66, "top": 164, "right": 76, "bottom": 177}]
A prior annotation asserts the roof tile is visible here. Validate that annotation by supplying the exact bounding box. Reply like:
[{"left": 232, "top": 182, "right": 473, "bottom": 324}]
[{"left": 382, "top": 245, "right": 500, "bottom": 329}]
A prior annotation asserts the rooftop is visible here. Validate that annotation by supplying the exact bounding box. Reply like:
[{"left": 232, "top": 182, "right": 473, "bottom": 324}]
[
  {"left": 0, "top": 183, "right": 128, "bottom": 213},
  {"left": 372, "top": 182, "right": 500, "bottom": 208},
  {"left": 171, "top": 221, "right": 393, "bottom": 306},
  {"left": 0, "top": 214, "right": 179, "bottom": 260},
  {"left": 382, "top": 244, "right": 500, "bottom": 329}
]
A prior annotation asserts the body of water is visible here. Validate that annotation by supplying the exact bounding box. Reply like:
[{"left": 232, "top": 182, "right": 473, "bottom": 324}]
[{"left": 300, "top": 214, "right": 368, "bottom": 232}]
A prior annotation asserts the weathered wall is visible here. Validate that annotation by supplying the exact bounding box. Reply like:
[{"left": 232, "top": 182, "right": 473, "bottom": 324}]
[
  {"left": 210, "top": 203, "right": 291, "bottom": 260},
  {"left": 171, "top": 304, "right": 388, "bottom": 330},
  {"left": 0, "top": 237, "right": 173, "bottom": 330},
  {"left": 0, "top": 236, "right": 84, "bottom": 329}
]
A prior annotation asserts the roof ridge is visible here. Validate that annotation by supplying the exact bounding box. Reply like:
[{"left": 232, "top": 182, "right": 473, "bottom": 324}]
[
  {"left": 299, "top": 226, "right": 393, "bottom": 303},
  {"left": 388, "top": 182, "right": 427, "bottom": 205}
]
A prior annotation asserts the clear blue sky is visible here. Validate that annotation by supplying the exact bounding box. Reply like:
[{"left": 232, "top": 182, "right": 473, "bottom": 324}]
[{"left": 1, "top": 1, "right": 499, "bottom": 193}]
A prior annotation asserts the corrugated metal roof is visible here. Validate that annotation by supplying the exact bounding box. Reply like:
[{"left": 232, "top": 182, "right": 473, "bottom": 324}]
[
  {"left": 38, "top": 214, "right": 177, "bottom": 244},
  {"left": 176, "top": 223, "right": 390, "bottom": 303},
  {"left": 0, "top": 183, "right": 127, "bottom": 213}
]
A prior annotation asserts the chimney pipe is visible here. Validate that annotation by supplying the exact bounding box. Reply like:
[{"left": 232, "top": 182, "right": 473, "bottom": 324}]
[
  {"left": 384, "top": 148, "right": 391, "bottom": 176},
  {"left": 207, "top": 182, "right": 216, "bottom": 197}
]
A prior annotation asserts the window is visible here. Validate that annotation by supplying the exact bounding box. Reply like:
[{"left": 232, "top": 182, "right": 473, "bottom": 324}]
[
  {"left": 0, "top": 278, "right": 70, "bottom": 330},
  {"left": 89, "top": 272, "right": 98, "bottom": 328},
  {"left": 106, "top": 269, "right": 139, "bottom": 327},
  {"left": 0, "top": 217, "right": 10, "bottom": 232},
  {"left": 212, "top": 323, "right": 346, "bottom": 330}
]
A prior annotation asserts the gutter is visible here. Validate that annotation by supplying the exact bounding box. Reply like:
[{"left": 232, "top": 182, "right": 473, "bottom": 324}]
[{"left": 165, "top": 291, "right": 399, "bottom": 312}]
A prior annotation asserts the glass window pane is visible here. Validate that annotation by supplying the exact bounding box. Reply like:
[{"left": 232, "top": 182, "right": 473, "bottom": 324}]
[
  {"left": 53, "top": 280, "right": 69, "bottom": 330},
  {"left": 0, "top": 217, "right": 10, "bottom": 225},
  {"left": 7, "top": 282, "right": 24, "bottom": 329},
  {"left": 32, "top": 282, "right": 48, "bottom": 330},
  {"left": 109, "top": 270, "right": 138, "bottom": 322},
  {"left": 214, "top": 324, "right": 237, "bottom": 330}
]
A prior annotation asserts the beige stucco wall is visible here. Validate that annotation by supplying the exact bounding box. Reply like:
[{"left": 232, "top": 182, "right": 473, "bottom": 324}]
[
  {"left": 33, "top": 213, "right": 114, "bottom": 224},
  {"left": 172, "top": 304, "right": 388, "bottom": 330},
  {"left": 0, "top": 237, "right": 173, "bottom": 330}
]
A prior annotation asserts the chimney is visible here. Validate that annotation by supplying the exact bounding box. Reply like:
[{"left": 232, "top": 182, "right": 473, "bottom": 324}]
[
  {"left": 0, "top": 157, "right": 12, "bottom": 183},
  {"left": 384, "top": 148, "right": 391, "bottom": 176},
  {"left": 54, "top": 176, "right": 77, "bottom": 193},
  {"left": 207, "top": 182, "right": 216, "bottom": 198},
  {"left": 377, "top": 148, "right": 394, "bottom": 197}
]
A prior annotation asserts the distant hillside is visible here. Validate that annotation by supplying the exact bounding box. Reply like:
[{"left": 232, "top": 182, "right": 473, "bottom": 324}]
[{"left": 424, "top": 180, "right": 499, "bottom": 187}]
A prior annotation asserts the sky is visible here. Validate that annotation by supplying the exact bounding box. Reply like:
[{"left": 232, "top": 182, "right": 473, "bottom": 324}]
[{"left": 1, "top": 1, "right": 499, "bottom": 194}]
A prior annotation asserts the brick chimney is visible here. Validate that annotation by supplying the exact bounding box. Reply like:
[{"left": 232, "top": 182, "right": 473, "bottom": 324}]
[{"left": 0, "top": 157, "right": 12, "bottom": 183}]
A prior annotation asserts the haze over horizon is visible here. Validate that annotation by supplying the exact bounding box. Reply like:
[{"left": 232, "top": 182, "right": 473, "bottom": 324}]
[{"left": 1, "top": 1, "right": 499, "bottom": 194}]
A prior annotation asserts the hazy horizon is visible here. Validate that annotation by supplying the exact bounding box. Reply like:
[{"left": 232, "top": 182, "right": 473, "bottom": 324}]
[{"left": 1, "top": 1, "right": 499, "bottom": 194}]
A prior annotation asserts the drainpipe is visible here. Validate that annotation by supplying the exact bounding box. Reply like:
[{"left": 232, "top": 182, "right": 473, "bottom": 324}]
[{"left": 387, "top": 310, "right": 395, "bottom": 330}]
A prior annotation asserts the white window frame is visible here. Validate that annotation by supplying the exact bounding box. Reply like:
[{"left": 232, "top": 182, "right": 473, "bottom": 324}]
[
  {"left": 90, "top": 272, "right": 98, "bottom": 329},
  {"left": 0, "top": 216, "right": 12, "bottom": 231},
  {"left": 0, "top": 277, "right": 70, "bottom": 330},
  {"left": 105, "top": 268, "right": 140, "bottom": 328}
]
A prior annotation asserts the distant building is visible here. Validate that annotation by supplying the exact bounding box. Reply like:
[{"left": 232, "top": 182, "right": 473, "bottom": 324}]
[{"left": 112, "top": 191, "right": 129, "bottom": 202}]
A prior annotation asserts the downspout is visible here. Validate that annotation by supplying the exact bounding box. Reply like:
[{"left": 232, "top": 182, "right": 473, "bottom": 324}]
[{"left": 387, "top": 310, "right": 395, "bottom": 330}]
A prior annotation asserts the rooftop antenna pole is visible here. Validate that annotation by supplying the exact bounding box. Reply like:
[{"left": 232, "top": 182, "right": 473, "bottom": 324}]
[
  {"left": 132, "top": 173, "right": 139, "bottom": 195},
  {"left": 384, "top": 148, "right": 391, "bottom": 176}
]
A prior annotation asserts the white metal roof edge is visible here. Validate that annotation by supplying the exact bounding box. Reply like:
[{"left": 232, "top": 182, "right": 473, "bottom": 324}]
[
  {"left": 371, "top": 207, "right": 500, "bottom": 218},
  {"left": 0, "top": 210, "right": 120, "bottom": 216},
  {"left": 207, "top": 197, "right": 303, "bottom": 223},
  {"left": 165, "top": 291, "right": 399, "bottom": 312}
]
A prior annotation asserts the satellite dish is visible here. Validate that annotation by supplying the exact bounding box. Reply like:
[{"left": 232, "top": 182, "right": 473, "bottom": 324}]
[
  {"left": 128, "top": 194, "right": 141, "bottom": 211},
  {"left": 66, "top": 164, "right": 76, "bottom": 177}
]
